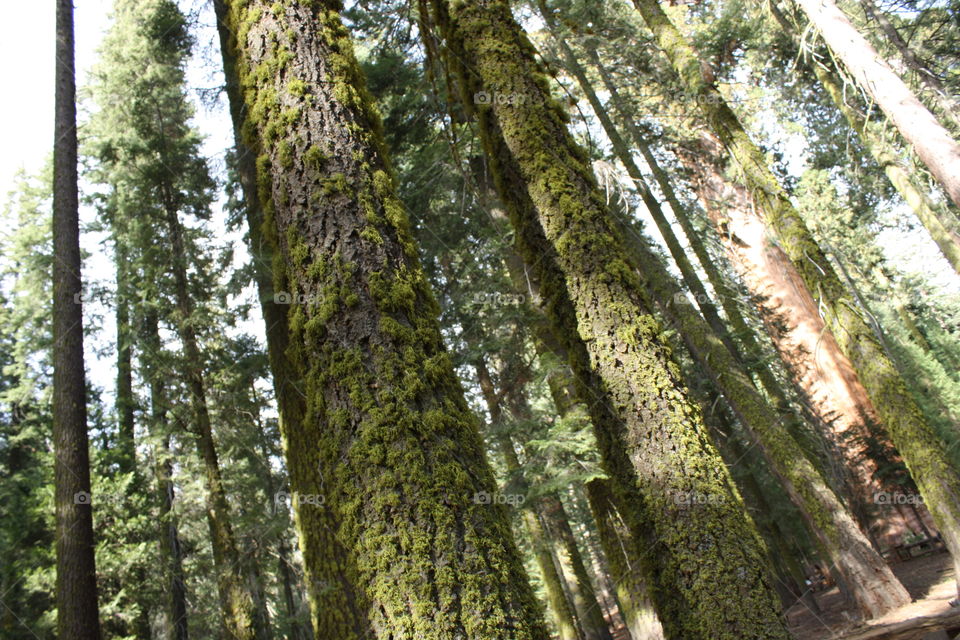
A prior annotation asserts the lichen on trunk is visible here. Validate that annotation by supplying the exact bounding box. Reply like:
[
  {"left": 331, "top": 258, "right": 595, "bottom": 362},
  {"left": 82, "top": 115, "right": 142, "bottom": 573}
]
[{"left": 219, "top": 1, "right": 551, "bottom": 637}]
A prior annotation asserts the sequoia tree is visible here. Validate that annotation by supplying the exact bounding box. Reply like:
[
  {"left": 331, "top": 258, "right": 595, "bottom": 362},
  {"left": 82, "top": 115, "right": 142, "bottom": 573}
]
[{"left": 630, "top": 0, "right": 960, "bottom": 598}]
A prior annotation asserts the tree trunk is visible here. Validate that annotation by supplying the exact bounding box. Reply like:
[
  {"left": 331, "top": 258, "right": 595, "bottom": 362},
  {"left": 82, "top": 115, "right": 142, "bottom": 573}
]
[
  {"left": 141, "top": 310, "right": 189, "bottom": 640},
  {"left": 474, "top": 357, "right": 582, "bottom": 640},
  {"left": 585, "top": 480, "right": 665, "bottom": 640},
  {"left": 539, "top": 494, "right": 615, "bottom": 640},
  {"left": 611, "top": 205, "right": 911, "bottom": 619},
  {"left": 767, "top": 2, "right": 960, "bottom": 277},
  {"left": 430, "top": 1, "right": 790, "bottom": 637},
  {"left": 791, "top": 0, "right": 960, "bottom": 209},
  {"left": 218, "top": 2, "right": 551, "bottom": 638},
  {"left": 859, "top": 0, "right": 960, "bottom": 130},
  {"left": 159, "top": 189, "right": 262, "bottom": 640},
  {"left": 212, "top": 4, "right": 368, "bottom": 636},
  {"left": 115, "top": 247, "right": 137, "bottom": 475},
  {"left": 631, "top": 0, "right": 960, "bottom": 600},
  {"left": 53, "top": 0, "right": 101, "bottom": 636}
]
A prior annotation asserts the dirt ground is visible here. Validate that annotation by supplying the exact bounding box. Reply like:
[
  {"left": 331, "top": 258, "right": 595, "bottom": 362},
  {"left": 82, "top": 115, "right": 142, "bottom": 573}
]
[{"left": 787, "top": 550, "right": 960, "bottom": 639}]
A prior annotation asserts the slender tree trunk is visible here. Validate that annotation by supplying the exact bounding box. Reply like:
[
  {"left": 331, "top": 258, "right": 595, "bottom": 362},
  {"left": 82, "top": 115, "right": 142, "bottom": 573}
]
[
  {"left": 790, "top": 0, "right": 960, "bottom": 208},
  {"left": 219, "top": 2, "right": 551, "bottom": 637},
  {"left": 141, "top": 310, "right": 189, "bottom": 640},
  {"left": 473, "top": 358, "right": 582, "bottom": 640},
  {"left": 158, "top": 195, "right": 262, "bottom": 640},
  {"left": 115, "top": 248, "right": 137, "bottom": 474},
  {"left": 859, "top": 0, "right": 960, "bottom": 130},
  {"left": 539, "top": 494, "right": 615, "bottom": 640},
  {"left": 430, "top": 2, "right": 790, "bottom": 637},
  {"left": 585, "top": 480, "right": 664, "bottom": 640},
  {"left": 611, "top": 206, "right": 911, "bottom": 618},
  {"left": 53, "top": 0, "right": 101, "bottom": 636},
  {"left": 631, "top": 0, "right": 960, "bottom": 599}
]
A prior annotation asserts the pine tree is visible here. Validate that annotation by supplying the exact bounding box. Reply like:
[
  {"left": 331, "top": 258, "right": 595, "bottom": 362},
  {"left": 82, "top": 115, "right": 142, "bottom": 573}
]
[
  {"left": 52, "top": 0, "right": 101, "bottom": 636},
  {"left": 428, "top": 0, "right": 790, "bottom": 636}
]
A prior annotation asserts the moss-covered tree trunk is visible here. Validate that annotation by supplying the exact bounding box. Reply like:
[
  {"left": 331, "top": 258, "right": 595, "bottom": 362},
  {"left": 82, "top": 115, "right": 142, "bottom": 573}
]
[
  {"left": 789, "top": 0, "right": 960, "bottom": 208},
  {"left": 611, "top": 205, "right": 911, "bottom": 618},
  {"left": 212, "top": 4, "right": 367, "bottom": 634},
  {"left": 218, "top": 2, "right": 550, "bottom": 638},
  {"left": 430, "top": 1, "right": 790, "bottom": 637},
  {"left": 631, "top": 0, "right": 960, "bottom": 599},
  {"left": 52, "top": 0, "right": 101, "bottom": 636}
]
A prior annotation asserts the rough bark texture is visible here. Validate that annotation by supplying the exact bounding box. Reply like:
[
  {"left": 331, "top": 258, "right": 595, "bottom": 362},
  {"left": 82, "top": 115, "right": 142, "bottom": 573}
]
[
  {"left": 52, "top": 0, "right": 101, "bottom": 636},
  {"left": 586, "top": 480, "right": 665, "bottom": 640},
  {"left": 219, "top": 2, "right": 550, "bottom": 638},
  {"left": 630, "top": 0, "right": 960, "bottom": 599},
  {"left": 430, "top": 1, "right": 790, "bottom": 637},
  {"left": 791, "top": 0, "right": 960, "bottom": 208},
  {"left": 612, "top": 207, "right": 911, "bottom": 619},
  {"left": 212, "top": 3, "right": 366, "bottom": 635}
]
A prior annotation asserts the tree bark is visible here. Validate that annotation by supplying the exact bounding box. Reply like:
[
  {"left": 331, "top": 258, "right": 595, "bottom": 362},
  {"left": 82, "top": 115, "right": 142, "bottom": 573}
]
[
  {"left": 631, "top": 0, "right": 960, "bottom": 599},
  {"left": 611, "top": 205, "right": 911, "bottom": 619},
  {"left": 219, "top": 2, "right": 551, "bottom": 638},
  {"left": 859, "top": 0, "right": 960, "bottom": 130},
  {"left": 791, "top": 0, "right": 960, "bottom": 209},
  {"left": 211, "top": 3, "right": 367, "bottom": 636},
  {"left": 53, "top": 0, "right": 101, "bottom": 636},
  {"left": 141, "top": 310, "right": 190, "bottom": 640},
  {"left": 430, "top": 1, "right": 791, "bottom": 637},
  {"left": 768, "top": 1, "right": 960, "bottom": 277}
]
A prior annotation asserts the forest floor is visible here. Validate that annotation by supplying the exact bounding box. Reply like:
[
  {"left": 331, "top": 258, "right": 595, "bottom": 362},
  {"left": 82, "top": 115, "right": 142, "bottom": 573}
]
[{"left": 787, "top": 551, "right": 960, "bottom": 639}]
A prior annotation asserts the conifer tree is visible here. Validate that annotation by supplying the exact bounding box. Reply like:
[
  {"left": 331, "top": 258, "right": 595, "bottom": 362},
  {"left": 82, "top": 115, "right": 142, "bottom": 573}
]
[{"left": 52, "top": 0, "right": 101, "bottom": 636}]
